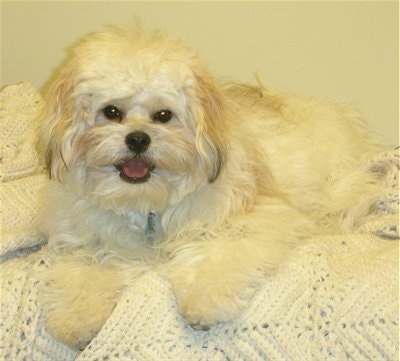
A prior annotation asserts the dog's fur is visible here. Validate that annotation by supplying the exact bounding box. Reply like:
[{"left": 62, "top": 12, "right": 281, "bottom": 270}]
[{"left": 39, "top": 26, "right": 379, "bottom": 349}]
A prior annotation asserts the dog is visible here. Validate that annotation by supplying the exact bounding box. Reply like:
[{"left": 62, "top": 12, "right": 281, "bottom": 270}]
[{"left": 38, "top": 26, "right": 379, "bottom": 350}]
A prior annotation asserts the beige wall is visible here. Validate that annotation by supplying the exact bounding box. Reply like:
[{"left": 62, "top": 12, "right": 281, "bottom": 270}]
[{"left": 1, "top": 1, "right": 398, "bottom": 145}]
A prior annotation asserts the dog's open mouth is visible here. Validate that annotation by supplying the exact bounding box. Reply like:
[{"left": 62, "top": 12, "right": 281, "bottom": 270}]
[{"left": 115, "top": 158, "right": 155, "bottom": 184}]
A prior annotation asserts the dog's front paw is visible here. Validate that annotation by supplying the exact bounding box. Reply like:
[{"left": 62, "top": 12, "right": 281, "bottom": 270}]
[
  {"left": 177, "top": 289, "right": 242, "bottom": 330},
  {"left": 44, "top": 288, "right": 117, "bottom": 350},
  {"left": 45, "top": 302, "right": 111, "bottom": 351},
  {"left": 41, "top": 259, "right": 123, "bottom": 350},
  {"left": 169, "top": 268, "right": 261, "bottom": 330}
]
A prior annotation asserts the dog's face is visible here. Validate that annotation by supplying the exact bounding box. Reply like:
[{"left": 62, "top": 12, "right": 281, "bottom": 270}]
[{"left": 41, "top": 29, "right": 228, "bottom": 215}]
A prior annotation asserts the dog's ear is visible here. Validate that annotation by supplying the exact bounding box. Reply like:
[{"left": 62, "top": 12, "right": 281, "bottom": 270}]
[
  {"left": 39, "top": 64, "right": 81, "bottom": 180},
  {"left": 188, "top": 71, "right": 228, "bottom": 183}
]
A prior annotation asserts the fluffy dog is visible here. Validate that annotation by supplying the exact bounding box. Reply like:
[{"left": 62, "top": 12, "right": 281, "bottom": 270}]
[{"left": 39, "top": 26, "right": 378, "bottom": 350}]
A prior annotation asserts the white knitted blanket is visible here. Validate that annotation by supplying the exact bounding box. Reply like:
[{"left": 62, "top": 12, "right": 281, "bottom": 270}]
[{"left": 1, "top": 83, "right": 399, "bottom": 361}]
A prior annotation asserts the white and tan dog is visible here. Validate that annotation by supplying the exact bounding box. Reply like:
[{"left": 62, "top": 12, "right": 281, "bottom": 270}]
[{"left": 39, "top": 26, "right": 378, "bottom": 349}]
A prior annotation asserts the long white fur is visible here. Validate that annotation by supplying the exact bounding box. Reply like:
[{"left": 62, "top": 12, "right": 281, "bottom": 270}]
[{"left": 38, "top": 26, "right": 379, "bottom": 349}]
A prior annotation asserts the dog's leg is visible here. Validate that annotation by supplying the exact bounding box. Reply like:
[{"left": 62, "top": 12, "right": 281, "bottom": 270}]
[
  {"left": 163, "top": 200, "right": 314, "bottom": 329},
  {"left": 41, "top": 256, "right": 124, "bottom": 350}
]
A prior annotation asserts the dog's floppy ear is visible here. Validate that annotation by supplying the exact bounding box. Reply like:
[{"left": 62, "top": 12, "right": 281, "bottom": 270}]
[
  {"left": 39, "top": 64, "right": 81, "bottom": 180},
  {"left": 188, "top": 71, "right": 228, "bottom": 183}
]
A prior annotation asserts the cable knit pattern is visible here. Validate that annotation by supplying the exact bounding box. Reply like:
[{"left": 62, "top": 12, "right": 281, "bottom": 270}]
[
  {"left": 0, "top": 83, "right": 48, "bottom": 262},
  {"left": 0, "top": 83, "right": 44, "bottom": 181},
  {"left": 0, "top": 83, "right": 398, "bottom": 360}
]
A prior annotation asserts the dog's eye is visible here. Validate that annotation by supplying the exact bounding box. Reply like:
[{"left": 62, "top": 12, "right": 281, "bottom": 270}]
[
  {"left": 102, "top": 105, "right": 123, "bottom": 121},
  {"left": 152, "top": 109, "right": 173, "bottom": 123}
]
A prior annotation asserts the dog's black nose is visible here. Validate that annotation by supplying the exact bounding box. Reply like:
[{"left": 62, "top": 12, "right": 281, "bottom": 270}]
[{"left": 125, "top": 131, "right": 151, "bottom": 153}]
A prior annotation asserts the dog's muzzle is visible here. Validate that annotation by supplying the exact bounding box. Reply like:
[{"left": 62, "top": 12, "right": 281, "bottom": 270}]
[{"left": 114, "top": 131, "right": 155, "bottom": 183}]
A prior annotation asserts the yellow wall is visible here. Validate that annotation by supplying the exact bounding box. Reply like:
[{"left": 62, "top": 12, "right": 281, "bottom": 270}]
[{"left": 1, "top": 1, "right": 398, "bottom": 145}]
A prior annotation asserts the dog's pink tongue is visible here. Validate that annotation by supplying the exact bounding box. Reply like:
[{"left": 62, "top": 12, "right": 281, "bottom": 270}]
[{"left": 122, "top": 159, "right": 149, "bottom": 179}]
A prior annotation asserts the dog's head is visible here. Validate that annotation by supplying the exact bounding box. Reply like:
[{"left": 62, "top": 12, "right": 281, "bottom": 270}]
[{"left": 41, "top": 27, "right": 228, "bottom": 215}]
